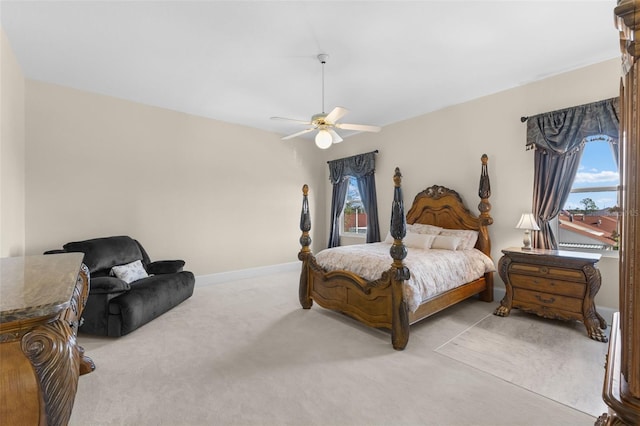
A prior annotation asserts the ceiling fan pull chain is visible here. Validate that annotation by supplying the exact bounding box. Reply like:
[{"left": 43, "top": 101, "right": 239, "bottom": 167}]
[{"left": 319, "top": 54, "right": 328, "bottom": 114}]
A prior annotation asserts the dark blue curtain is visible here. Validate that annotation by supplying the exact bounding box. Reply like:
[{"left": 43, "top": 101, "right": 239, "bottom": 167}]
[
  {"left": 327, "top": 151, "right": 380, "bottom": 247},
  {"left": 527, "top": 97, "right": 619, "bottom": 249},
  {"left": 328, "top": 178, "right": 349, "bottom": 248},
  {"left": 356, "top": 175, "right": 381, "bottom": 243},
  {"left": 532, "top": 148, "right": 584, "bottom": 249}
]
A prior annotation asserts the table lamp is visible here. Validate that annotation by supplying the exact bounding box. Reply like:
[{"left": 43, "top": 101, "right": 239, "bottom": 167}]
[{"left": 516, "top": 213, "right": 540, "bottom": 250}]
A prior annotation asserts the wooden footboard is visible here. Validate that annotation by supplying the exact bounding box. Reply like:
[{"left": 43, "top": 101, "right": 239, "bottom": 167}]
[
  {"left": 298, "top": 155, "right": 493, "bottom": 350},
  {"left": 298, "top": 169, "right": 410, "bottom": 349}
]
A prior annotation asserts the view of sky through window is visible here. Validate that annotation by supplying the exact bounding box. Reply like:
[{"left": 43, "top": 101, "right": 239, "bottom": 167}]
[{"left": 564, "top": 141, "right": 619, "bottom": 211}]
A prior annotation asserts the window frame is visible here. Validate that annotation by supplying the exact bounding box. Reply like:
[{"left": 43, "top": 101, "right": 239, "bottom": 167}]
[
  {"left": 555, "top": 140, "right": 619, "bottom": 257},
  {"left": 339, "top": 176, "right": 367, "bottom": 239}
]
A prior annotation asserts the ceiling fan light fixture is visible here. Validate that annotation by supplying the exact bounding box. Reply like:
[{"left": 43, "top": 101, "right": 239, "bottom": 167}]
[
  {"left": 273, "top": 53, "right": 381, "bottom": 148},
  {"left": 315, "top": 129, "right": 332, "bottom": 149}
]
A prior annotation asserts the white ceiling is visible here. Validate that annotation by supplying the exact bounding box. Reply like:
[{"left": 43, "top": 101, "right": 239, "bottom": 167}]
[{"left": 0, "top": 1, "right": 620, "bottom": 140}]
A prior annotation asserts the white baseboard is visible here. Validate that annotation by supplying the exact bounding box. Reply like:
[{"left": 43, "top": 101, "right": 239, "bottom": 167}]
[{"left": 195, "top": 261, "right": 300, "bottom": 287}]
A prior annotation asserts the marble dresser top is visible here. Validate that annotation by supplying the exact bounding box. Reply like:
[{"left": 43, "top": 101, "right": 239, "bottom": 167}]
[{"left": 0, "top": 253, "right": 84, "bottom": 324}]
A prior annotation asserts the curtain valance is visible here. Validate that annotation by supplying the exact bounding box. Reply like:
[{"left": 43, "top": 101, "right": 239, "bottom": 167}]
[
  {"left": 526, "top": 97, "right": 619, "bottom": 154},
  {"left": 328, "top": 151, "right": 376, "bottom": 184}
]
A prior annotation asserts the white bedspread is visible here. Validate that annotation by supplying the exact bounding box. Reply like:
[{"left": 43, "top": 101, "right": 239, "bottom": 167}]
[{"left": 314, "top": 243, "right": 496, "bottom": 312}]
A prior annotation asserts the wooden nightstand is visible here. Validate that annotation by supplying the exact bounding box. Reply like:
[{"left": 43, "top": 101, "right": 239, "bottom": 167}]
[{"left": 494, "top": 247, "right": 608, "bottom": 342}]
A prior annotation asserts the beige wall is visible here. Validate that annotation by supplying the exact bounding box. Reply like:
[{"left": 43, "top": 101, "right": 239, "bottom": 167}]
[
  {"left": 0, "top": 28, "right": 26, "bottom": 257},
  {"left": 325, "top": 58, "right": 621, "bottom": 309},
  {"left": 24, "top": 81, "right": 327, "bottom": 275},
  {"left": 9, "top": 27, "right": 620, "bottom": 308}
]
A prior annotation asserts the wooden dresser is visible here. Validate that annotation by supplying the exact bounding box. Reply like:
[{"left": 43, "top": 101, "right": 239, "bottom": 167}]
[
  {"left": 597, "top": 2, "right": 640, "bottom": 424},
  {"left": 494, "top": 247, "right": 608, "bottom": 342},
  {"left": 0, "top": 254, "right": 95, "bottom": 426}
]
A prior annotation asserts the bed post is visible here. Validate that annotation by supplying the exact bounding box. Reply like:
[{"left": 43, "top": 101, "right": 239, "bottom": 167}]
[
  {"left": 390, "top": 168, "right": 411, "bottom": 350},
  {"left": 298, "top": 184, "right": 313, "bottom": 309},
  {"left": 477, "top": 154, "right": 494, "bottom": 302}
]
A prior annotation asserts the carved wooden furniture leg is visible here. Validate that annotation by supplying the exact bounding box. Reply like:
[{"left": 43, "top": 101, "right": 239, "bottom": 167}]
[
  {"left": 493, "top": 255, "right": 512, "bottom": 317},
  {"left": 584, "top": 318, "right": 609, "bottom": 342},
  {"left": 582, "top": 264, "right": 608, "bottom": 342},
  {"left": 22, "top": 320, "right": 79, "bottom": 426},
  {"left": 78, "top": 345, "right": 96, "bottom": 375},
  {"left": 76, "top": 263, "right": 96, "bottom": 374},
  {"left": 596, "top": 311, "right": 608, "bottom": 330}
]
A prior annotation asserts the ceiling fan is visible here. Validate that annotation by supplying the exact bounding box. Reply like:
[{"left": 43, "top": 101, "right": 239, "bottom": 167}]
[{"left": 271, "top": 54, "right": 381, "bottom": 149}]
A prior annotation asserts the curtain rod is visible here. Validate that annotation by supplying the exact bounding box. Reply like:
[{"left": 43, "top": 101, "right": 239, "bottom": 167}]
[
  {"left": 520, "top": 97, "right": 618, "bottom": 124},
  {"left": 327, "top": 149, "right": 378, "bottom": 164}
]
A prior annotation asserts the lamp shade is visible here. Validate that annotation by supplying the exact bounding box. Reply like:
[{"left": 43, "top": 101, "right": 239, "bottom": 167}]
[
  {"left": 515, "top": 213, "right": 540, "bottom": 231},
  {"left": 315, "top": 130, "right": 332, "bottom": 149}
]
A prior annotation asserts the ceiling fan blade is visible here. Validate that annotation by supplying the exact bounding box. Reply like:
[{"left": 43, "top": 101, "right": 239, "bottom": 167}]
[
  {"left": 324, "top": 106, "right": 349, "bottom": 124},
  {"left": 327, "top": 128, "right": 343, "bottom": 143},
  {"left": 335, "top": 123, "right": 381, "bottom": 133},
  {"left": 271, "top": 116, "right": 312, "bottom": 125},
  {"left": 282, "top": 128, "right": 314, "bottom": 140}
]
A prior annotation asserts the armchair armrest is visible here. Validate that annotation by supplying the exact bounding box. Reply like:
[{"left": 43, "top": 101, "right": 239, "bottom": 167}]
[
  {"left": 146, "top": 260, "right": 185, "bottom": 275},
  {"left": 43, "top": 249, "right": 67, "bottom": 255},
  {"left": 90, "top": 277, "right": 131, "bottom": 294}
]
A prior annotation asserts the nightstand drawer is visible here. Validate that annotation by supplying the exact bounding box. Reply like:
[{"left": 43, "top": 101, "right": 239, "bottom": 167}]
[
  {"left": 510, "top": 263, "right": 585, "bottom": 281},
  {"left": 513, "top": 288, "right": 583, "bottom": 313},
  {"left": 509, "top": 273, "right": 586, "bottom": 298}
]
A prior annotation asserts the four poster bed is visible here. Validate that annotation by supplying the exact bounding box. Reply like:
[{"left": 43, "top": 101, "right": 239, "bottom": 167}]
[{"left": 298, "top": 154, "right": 495, "bottom": 350}]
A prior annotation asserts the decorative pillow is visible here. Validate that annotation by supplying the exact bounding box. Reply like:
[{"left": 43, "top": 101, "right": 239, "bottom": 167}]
[
  {"left": 430, "top": 235, "right": 461, "bottom": 251},
  {"left": 110, "top": 260, "right": 148, "bottom": 284},
  {"left": 384, "top": 231, "right": 394, "bottom": 244},
  {"left": 403, "top": 233, "right": 436, "bottom": 250},
  {"left": 407, "top": 223, "right": 443, "bottom": 235},
  {"left": 438, "top": 229, "right": 479, "bottom": 250}
]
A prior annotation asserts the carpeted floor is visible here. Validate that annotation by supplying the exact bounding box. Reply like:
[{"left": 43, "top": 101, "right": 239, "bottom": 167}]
[
  {"left": 435, "top": 310, "right": 610, "bottom": 417},
  {"left": 70, "top": 269, "right": 606, "bottom": 425}
]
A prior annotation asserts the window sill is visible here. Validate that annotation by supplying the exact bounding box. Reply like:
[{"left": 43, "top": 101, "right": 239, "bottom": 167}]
[{"left": 558, "top": 246, "right": 620, "bottom": 259}]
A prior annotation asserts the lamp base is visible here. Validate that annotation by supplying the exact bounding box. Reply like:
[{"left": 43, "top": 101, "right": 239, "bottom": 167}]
[{"left": 522, "top": 230, "right": 532, "bottom": 250}]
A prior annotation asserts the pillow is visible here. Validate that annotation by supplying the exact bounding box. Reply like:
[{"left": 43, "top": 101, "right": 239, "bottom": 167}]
[
  {"left": 384, "top": 231, "right": 394, "bottom": 244},
  {"left": 438, "top": 229, "right": 479, "bottom": 250},
  {"left": 430, "top": 235, "right": 461, "bottom": 251},
  {"left": 110, "top": 260, "right": 148, "bottom": 284},
  {"left": 403, "top": 233, "right": 435, "bottom": 250},
  {"left": 406, "top": 223, "right": 443, "bottom": 235}
]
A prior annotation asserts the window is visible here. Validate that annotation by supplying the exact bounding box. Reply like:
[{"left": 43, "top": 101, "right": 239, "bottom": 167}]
[
  {"left": 341, "top": 176, "right": 367, "bottom": 235},
  {"left": 558, "top": 138, "right": 619, "bottom": 251}
]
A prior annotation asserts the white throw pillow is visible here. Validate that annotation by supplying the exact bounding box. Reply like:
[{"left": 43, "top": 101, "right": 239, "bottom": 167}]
[
  {"left": 438, "top": 229, "right": 479, "bottom": 250},
  {"left": 430, "top": 235, "right": 461, "bottom": 251},
  {"left": 403, "top": 233, "right": 436, "bottom": 250},
  {"left": 110, "top": 260, "right": 148, "bottom": 284},
  {"left": 384, "top": 231, "right": 394, "bottom": 244},
  {"left": 407, "top": 223, "right": 443, "bottom": 235}
]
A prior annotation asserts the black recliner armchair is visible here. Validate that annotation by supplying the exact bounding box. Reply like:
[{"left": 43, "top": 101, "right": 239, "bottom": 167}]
[{"left": 46, "top": 236, "right": 195, "bottom": 336}]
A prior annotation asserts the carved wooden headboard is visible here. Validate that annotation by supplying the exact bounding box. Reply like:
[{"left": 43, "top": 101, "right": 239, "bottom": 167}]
[{"left": 405, "top": 155, "right": 493, "bottom": 257}]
